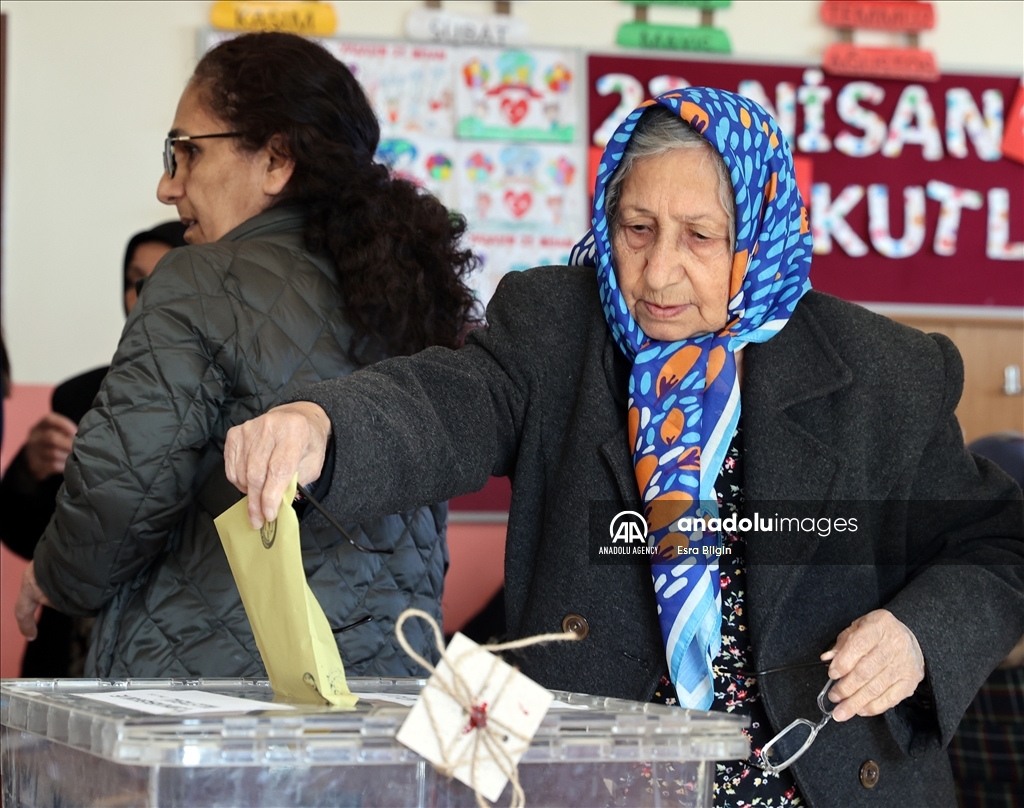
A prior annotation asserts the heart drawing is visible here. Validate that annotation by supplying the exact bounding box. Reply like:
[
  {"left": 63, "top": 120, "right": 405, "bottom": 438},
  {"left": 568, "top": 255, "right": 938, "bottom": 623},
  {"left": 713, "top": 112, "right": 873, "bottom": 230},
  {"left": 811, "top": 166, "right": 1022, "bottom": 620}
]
[
  {"left": 500, "top": 97, "right": 529, "bottom": 126},
  {"left": 504, "top": 190, "right": 533, "bottom": 219}
]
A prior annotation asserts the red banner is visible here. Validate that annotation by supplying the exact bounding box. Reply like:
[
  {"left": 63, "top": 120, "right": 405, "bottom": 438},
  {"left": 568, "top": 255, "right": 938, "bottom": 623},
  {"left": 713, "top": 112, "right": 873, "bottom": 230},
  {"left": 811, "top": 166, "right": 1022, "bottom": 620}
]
[{"left": 588, "top": 54, "right": 1024, "bottom": 306}]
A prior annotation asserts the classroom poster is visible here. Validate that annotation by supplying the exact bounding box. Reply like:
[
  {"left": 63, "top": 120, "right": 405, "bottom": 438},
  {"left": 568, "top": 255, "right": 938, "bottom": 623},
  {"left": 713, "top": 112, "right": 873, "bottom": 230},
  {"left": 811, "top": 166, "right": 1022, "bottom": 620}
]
[
  {"left": 456, "top": 142, "right": 584, "bottom": 231},
  {"left": 324, "top": 40, "right": 455, "bottom": 138},
  {"left": 455, "top": 47, "right": 578, "bottom": 142},
  {"left": 468, "top": 232, "right": 577, "bottom": 305},
  {"left": 376, "top": 135, "right": 459, "bottom": 209}
]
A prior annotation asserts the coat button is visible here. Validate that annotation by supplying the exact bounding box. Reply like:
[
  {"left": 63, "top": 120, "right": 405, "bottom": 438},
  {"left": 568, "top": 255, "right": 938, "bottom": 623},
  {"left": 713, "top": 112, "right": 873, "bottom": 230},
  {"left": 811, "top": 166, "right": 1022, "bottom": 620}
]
[
  {"left": 859, "top": 760, "right": 880, "bottom": 789},
  {"left": 561, "top": 614, "right": 589, "bottom": 639}
]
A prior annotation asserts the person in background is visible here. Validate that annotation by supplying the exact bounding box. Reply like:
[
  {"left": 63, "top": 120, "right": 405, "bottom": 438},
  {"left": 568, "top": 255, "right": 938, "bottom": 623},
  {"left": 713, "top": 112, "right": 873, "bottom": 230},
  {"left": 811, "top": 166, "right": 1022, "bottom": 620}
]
[
  {"left": 16, "top": 32, "right": 477, "bottom": 680},
  {"left": 948, "top": 432, "right": 1024, "bottom": 808},
  {"left": 0, "top": 221, "right": 186, "bottom": 676}
]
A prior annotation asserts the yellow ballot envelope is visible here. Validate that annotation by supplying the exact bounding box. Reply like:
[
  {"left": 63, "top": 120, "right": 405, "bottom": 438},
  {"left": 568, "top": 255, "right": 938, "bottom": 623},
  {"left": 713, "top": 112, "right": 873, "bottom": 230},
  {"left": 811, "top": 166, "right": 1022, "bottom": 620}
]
[{"left": 214, "top": 475, "right": 357, "bottom": 707}]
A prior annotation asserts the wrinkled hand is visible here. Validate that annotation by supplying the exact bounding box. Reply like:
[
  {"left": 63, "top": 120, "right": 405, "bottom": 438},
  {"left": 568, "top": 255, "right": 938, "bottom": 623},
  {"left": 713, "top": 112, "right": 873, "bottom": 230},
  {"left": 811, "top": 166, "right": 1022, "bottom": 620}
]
[
  {"left": 224, "top": 401, "right": 332, "bottom": 529},
  {"left": 25, "top": 413, "right": 78, "bottom": 480},
  {"left": 15, "top": 561, "right": 54, "bottom": 640},
  {"left": 821, "top": 609, "right": 925, "bottom": 722}
]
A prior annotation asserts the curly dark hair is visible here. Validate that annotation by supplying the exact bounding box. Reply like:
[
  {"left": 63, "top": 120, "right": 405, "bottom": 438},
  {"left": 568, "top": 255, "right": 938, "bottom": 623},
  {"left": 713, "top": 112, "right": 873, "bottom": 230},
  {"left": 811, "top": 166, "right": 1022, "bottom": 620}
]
[{"left": 192, "top": 33, "right": 478, "bottom": 363}]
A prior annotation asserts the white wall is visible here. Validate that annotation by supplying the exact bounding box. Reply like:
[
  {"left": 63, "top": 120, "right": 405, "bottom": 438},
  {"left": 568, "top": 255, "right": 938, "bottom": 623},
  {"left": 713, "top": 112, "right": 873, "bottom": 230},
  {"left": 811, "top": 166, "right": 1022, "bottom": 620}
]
[{"left": 1, "top": 0, "right": 1021, "bottom": 384}]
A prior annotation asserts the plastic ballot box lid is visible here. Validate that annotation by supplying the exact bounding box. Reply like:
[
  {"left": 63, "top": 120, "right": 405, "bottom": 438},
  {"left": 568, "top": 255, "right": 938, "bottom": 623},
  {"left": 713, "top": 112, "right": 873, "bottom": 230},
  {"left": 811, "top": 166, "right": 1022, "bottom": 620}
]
[{"left": 2, "top": 677, "right": 748, "bottom": 807}]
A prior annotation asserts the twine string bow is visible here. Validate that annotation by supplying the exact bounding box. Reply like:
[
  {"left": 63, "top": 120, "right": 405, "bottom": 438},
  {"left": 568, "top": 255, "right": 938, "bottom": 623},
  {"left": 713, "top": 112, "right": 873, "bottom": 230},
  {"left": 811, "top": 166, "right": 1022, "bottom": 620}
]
[{"left": 395, "top": 608, "right": 581, "bottom": 808}]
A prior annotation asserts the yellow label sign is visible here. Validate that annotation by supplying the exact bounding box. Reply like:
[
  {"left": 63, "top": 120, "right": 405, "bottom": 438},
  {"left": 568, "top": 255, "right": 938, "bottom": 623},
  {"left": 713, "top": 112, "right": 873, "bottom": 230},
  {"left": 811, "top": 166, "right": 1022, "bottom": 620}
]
[{"left": 210, "top": 1, "right": 337, "bottom": 36}]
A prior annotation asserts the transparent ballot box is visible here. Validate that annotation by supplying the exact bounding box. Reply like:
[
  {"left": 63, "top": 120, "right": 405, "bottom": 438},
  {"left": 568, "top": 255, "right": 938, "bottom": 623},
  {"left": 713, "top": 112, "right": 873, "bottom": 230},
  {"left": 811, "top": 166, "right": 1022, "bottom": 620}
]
[{"left": 1, "top": 677, "right": 748, "bottom": 807}]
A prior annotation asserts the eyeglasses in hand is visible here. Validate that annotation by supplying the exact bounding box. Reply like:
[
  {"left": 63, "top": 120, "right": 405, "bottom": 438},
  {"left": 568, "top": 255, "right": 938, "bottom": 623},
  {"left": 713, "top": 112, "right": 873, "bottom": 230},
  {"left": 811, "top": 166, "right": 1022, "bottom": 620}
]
[{"left": 758, "top": 678, "right": 838, "bottom": 775}]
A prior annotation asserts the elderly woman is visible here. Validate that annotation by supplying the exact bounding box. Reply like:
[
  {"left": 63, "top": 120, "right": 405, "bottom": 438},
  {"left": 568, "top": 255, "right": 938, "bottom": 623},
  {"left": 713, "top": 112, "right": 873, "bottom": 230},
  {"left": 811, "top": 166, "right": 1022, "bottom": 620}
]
[
  {"left": 221, "top": 89, "right": 1023, "bottom": 807},
  {"left": 15, "top": 33, "right": 477, "bottom": 679}
]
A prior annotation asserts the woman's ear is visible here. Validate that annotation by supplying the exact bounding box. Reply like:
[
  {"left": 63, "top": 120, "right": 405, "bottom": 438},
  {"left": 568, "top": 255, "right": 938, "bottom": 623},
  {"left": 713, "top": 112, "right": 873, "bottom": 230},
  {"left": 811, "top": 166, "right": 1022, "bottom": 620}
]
[{"left": 262, "top": 134, "right": 295, "bottom": 197}]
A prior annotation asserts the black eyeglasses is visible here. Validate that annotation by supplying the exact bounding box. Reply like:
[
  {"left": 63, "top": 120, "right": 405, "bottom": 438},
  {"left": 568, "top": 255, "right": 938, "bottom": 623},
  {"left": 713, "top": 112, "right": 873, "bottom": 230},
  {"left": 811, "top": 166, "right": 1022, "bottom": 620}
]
[
  {"left": 296, "top": 483, "right": 393, "bottom": 556},
  {"left": 294, "top": 484, "right": 390, "bottom": 638},
  {"left": 163, "top": 132, "right": 243, "bottom": 178}
]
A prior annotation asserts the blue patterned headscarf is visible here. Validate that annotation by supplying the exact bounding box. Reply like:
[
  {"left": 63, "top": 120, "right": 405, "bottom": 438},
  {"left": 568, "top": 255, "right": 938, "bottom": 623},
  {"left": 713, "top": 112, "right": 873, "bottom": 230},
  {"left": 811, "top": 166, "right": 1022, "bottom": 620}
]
[{"left": 570, "top": 88, "right": 812, "bottom": 709}]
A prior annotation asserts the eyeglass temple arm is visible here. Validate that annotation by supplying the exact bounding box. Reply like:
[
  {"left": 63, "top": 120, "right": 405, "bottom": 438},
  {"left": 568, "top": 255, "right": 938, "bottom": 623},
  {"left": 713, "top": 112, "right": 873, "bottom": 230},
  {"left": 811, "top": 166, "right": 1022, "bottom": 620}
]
[
  {"left": 296, "top": 483, "right": 394, "bottom": 555},
  {"left": 168, "top": 132, "right": 244, "bottom": 142}
]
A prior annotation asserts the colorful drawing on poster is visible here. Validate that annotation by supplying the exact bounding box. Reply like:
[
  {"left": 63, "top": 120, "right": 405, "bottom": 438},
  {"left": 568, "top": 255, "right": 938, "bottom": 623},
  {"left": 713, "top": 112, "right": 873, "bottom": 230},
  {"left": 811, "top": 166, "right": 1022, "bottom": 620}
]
[
  {"left": 323, "top": 41, "right": 455, "bottom": 138},
  {"left": 457, "top": 143, "right": 586, "bottom": 233},
  {"left": 465, "top": 151, "right": 496, "bottom": 182},
  {"left": 425, "top": 153, "right": 453, "bottom": 180},
  {"left": 468, "top": 232, "right": 577, "bottom": 305},
  {"left": 455, "top": 48, "right": 577, "bottom": 142},
  {"left": 377, "top": 136, "right": 459, "bottom": 209}
]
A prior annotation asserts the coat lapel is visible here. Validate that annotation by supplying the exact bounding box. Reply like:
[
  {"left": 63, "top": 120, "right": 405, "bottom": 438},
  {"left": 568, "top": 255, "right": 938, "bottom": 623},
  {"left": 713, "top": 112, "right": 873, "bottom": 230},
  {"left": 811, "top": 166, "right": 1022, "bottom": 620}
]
[
  {"left": 601, "top": 337, "right": 641, "bottom": 508},
  {"left": 741, "top": 296, "right": 853, "bottom": 665}
]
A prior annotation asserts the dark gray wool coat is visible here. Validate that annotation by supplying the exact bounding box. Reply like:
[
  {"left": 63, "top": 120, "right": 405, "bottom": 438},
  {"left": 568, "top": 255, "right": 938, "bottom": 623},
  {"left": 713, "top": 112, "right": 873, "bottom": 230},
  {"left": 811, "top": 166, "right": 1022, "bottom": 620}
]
[
  {"left": 33, "top": 206, "right": 448, "bottom": 679},
  {"left": 297, "top": 266, "right": 1024, "bottom": 808}
]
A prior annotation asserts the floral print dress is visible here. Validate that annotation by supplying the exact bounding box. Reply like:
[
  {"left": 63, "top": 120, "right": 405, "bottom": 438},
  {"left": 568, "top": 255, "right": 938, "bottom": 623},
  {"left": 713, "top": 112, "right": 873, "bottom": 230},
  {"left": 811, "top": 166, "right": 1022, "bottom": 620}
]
[{"left": 650, "top": 421, "right": 804, "bottom": 807}]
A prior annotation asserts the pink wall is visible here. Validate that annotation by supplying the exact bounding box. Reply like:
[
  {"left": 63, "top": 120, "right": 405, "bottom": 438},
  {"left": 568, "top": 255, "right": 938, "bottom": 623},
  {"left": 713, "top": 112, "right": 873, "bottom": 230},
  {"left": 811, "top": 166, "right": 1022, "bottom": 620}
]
[
  {"left": 442, "top": 522, "right": 506, "bottom": 635},
  {"left": 1, "top": 384, "right": 505, "bottom": 677},
  {"left": 2, "top": 384, "right": 54, "bottom": 678}
]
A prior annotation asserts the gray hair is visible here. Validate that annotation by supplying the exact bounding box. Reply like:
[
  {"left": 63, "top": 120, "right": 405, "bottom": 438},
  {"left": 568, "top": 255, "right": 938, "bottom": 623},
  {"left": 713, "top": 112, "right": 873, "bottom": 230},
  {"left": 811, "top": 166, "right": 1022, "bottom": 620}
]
[{"left": 604, "top": 106, "right": 736, "bottom": 250}]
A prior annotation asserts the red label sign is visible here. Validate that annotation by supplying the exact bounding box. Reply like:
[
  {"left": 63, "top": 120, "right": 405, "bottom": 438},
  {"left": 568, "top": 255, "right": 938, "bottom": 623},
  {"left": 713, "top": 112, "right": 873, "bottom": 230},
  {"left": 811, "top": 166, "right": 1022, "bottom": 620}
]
[
  {"left": 823, "top": 44, "right": 939, "bottom": 82},
  {"left": 820, "top": 1, "right": 935, "bottom": 32}
]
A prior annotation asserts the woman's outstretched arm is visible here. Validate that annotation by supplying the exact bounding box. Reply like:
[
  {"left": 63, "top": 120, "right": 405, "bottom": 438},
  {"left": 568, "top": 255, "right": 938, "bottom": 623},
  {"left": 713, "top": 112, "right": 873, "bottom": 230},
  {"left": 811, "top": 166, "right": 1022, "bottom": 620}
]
[{"left": 225, "top": 270, "right": 552, "bottom": 529}]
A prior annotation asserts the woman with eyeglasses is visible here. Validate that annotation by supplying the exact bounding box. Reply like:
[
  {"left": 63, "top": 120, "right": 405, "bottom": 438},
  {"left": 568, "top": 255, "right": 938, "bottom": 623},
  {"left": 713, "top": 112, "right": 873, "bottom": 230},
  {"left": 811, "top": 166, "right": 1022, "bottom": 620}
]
[
  {"left": 16, "top": 33, "right": 477, "bottom": 680},
  {"left": 218, "top": 89, "right": 1023, "bottom": 807}
]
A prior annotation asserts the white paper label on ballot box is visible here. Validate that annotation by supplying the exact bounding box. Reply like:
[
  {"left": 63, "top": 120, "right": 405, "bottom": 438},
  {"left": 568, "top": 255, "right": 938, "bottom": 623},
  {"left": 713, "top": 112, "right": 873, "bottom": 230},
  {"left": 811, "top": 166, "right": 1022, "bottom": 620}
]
[
  {"left": 396, "top": 632, "right": 554, "bottom": 802},
  {"left": 78, "top": 690, "right": 295, "bottom": 716}
]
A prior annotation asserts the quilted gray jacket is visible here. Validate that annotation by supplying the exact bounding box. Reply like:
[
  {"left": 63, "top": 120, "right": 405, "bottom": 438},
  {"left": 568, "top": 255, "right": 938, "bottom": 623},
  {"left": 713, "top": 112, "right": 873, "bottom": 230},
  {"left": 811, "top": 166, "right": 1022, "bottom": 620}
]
[{"left": 32, "top": 206, "right": 448, "bottom": 678}]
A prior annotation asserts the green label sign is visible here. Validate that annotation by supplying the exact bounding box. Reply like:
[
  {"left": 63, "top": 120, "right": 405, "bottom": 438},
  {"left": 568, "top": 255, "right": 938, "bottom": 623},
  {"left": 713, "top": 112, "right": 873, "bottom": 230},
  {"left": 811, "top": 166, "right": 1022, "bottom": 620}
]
[{"left": 616, "top": 22, "right": 732, "bottom": 53}]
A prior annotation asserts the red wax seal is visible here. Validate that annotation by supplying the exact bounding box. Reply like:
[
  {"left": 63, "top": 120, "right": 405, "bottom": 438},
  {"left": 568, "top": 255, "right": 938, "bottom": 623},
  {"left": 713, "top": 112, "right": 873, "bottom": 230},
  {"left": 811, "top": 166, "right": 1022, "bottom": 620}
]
[{"left": 466, "top": 702, "right": 489, "bottom": 732}]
